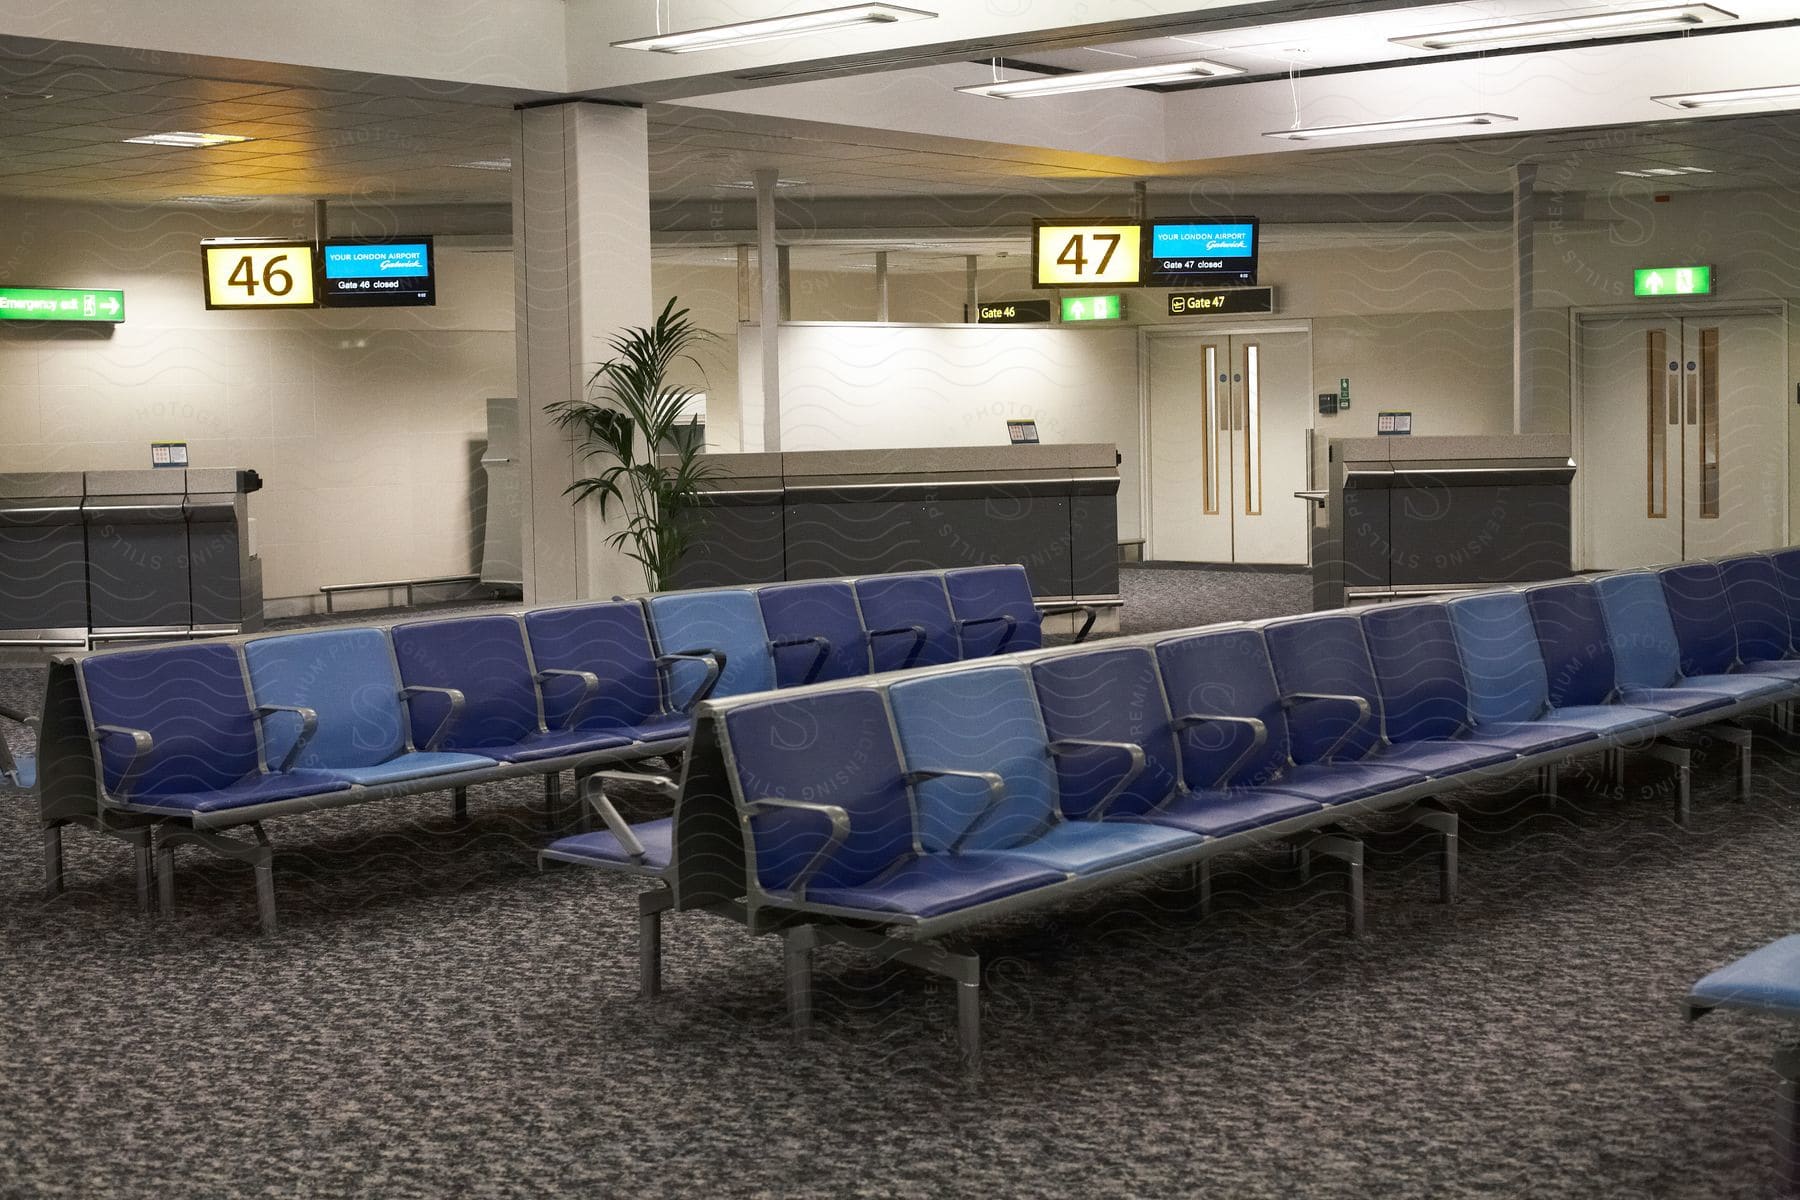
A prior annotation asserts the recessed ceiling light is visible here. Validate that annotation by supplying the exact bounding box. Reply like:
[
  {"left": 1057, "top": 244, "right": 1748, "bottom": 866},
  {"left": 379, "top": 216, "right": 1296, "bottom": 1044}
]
[
  {"left": 1393, "top": 4, "right": 1736, "bottom": 51},
  {"left": 613, "top": 3, "right": 935, "bottom": 53},
  {"left": 1654, "top": 82, "right": 1800, "bottom": 109},
  {"left": 170, "top": 194, "right": 259, "bottom": 205},
  {"left": 1617, "top": 165, "right": 1713, "bottom": 177},
  {"left": 2, "top": 92, "right": 53, "bottom": 102},
  {"left": 957, "top": 59, "right": 1244, "bottom": 99},
  {"left": 455, "top": 158, "right": 512, "bottom": 171},
  {"left": 122, "top": 131, "right": 253, "bottom": 148},
  {"left": 1617, "top": 170, "right": 1655, "bottom": 177},
  {"left": 1264, "top": 113, "right": 1518, "bottom": 141},
  {"left": 716, "top": 178, "right": 809, "bottom": 190}
]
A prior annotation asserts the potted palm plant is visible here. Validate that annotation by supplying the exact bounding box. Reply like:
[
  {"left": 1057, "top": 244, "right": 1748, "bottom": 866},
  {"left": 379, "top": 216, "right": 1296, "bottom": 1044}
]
[{"left": 546, "top": 298, "right": 717, "bottom": 592}]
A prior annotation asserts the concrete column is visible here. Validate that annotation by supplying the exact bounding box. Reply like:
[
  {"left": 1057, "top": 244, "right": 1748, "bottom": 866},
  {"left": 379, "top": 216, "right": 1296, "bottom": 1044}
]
[
  {"left": 736, "top": 244, "right": 753, "bottom": 322},
  {"left": 754, "top": 167, "right": 782, "bottom": 452},
  {"left": 512, "top": 100, "right": 652, "bottom": 603},
  {"left": 1513, "top": 163, "right": 1563, "bottom": 434}
]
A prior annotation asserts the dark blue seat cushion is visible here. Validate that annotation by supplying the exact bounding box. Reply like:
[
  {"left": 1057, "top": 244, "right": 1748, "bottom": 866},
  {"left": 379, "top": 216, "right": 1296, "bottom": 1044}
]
[
  {"left": 1660, "top": 562, "right": 1742, "bottom": 677},
  {"left": 757, "top": 581, "right": 870, "bottom": 686},
  {"left": 1154, "top": 628, "right": 1294, "bottom": 790},
  {"left": 492, "top": 727, "right": 635, "bottom": 765},
  {"left": 945, "top": 565, "right": 1043, "bottom": 658},
  {"left": 1540, "top": 704, "right": 1667, "bottom": 736},
  {"left": 1032, "top": 646, "right": 1181, "bottom": 820},
  {"left": 391, "top": 615, "right": 545, "bottom": 753},
  {"left": 1460, "top": 722, "right": 1597, "bottom": 756},
  {"left": 80, "top": 642, "right": 264, "bottom": 800},
  {"left": 1617, "top": 684, "right": 1754, "bottom": 717},
  {"left": 800, "top": 851, "right": 1063, "bottom": 919},
  {"left": 1359, "top": 602, "right": 1474, "bottom": 743},
  {"left": 541, "top": 818, "right": 672, "bottom": 872},
  {"left": 1689, "top": 935, "right": 1800, "bottom": 1016},
  {"left": 127, "top": 769, "right": 352, "bottom": 816},
  {"left": 1145, "top": 788, "right": 1321, "bottom": 837},
  {"left": 998, "top": 820, "right": 1197, "bottom": 875},
  {"left": 1373, "top": 738, "right": 1516, "bottom": 777},
  {"left": 1719, "top": 555, "right": 1795, "bottom": 665},
  {"left": 1264, "top": 614, "right": 1384, "bottom": 764},
  {"left": 1271, "top": 760, "right": 1423, "bottom": 805},
  {"left": 855, "top": 574, "right": 961, "bottom": 672}
]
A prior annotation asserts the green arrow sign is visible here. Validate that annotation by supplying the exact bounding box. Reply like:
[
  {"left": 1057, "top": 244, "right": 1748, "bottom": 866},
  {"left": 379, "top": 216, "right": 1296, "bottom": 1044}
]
[
  {"left": 0, "top": 287, "right": 125, "bottom": 323},
  {"left": 1060, "top": 293, "right": 1123, "bottom": 322},
  {"left": 1633, "top": 265, "right": 1712, "bottom": 297}
]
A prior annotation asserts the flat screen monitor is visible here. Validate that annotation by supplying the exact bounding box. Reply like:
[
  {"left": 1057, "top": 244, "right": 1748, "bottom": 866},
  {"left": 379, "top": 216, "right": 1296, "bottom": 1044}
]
[
  {"left": 320, "top": 237, "right": 436, "bottom": 307},
  {"left": 1144, "top": 219, "right": 1258, "bottom": 287}
]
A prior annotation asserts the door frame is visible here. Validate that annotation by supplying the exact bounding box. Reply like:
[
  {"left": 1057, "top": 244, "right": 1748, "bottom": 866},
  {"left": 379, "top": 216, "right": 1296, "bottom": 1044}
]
[
  {"left": 1138, "top": 320, "right": 1315, "bottom": 561},
  {"left": 1568, "top": 300, "right": 1789, "bottom": 568}
]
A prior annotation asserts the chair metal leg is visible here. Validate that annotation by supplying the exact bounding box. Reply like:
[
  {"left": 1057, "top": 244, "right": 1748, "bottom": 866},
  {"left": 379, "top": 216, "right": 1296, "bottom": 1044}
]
[
  {"left": 784, "top": 926, "right": 817, "bottom": 1037},
  {"left": 1645, "top": 740, "right": 1693, "bottom": 827},
  {"left": 255, "top": 859, "right": 277, "bottom": 936},
  {"left": 638, "top": 888, "right": 673, "bottom": 999},
  {"left": 957, "top": 978, "right": 982, "bottom": 1070},
  {"left": 1541, "top": 763, "right": 1559, "bottom": 800},
  {"left": 155, "top": 823, "right": 278, "bottom": 934},
  {"left": 134, "top": 838, "right": 154, "bottom": 915},
  {"left": 42, "top": 823, "right": 64, "bottom": 898},
  {"left": 1405, "top": 804, "right": 1458, "bottom": 904},
  {"left": 1706, "top": 724, "right": 1754, "bottom": 801},
  {"left": 156, "top": 843, "right": 176, "bottom": 916},
  {"left": 544, "top": 772, "right": 563, "bottom": 832},
  {"left": 1295, "top": 829, "right": 1364, "bottom": 938},
  {"left": 451, "top": 787, "right": 468, "bottom": 823}
]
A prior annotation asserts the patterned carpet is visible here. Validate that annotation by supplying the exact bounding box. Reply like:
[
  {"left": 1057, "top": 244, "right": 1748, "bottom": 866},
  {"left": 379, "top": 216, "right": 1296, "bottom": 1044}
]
[{"left": 1, "top": 568, "right": 1796, "bottom": 1199}]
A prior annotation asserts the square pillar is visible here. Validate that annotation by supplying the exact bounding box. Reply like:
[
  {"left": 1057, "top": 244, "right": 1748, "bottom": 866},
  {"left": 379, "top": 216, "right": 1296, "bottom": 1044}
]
[{"left": 512, "top": 101, "right": 652, "bottom": 602}]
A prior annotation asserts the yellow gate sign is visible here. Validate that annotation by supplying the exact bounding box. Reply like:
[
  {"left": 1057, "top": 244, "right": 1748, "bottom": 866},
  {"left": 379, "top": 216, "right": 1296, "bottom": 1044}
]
[{"left": 202, "top": 240, "right": 318, "bottom": 309}]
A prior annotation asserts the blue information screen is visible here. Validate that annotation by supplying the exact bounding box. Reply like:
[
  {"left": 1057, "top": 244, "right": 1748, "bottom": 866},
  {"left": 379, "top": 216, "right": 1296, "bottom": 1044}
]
[
  {"left": 1146, "top": 220, "right": 1258, "bottom": 286},
  {"left": 320, "top": 237, "right": 435, "bottom": 306}
]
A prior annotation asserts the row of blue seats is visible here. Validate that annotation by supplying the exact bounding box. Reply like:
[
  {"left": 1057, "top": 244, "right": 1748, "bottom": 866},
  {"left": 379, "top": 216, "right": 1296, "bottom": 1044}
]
[
  {"left": 24, "top": 564, "right": 1077, "bottom": 932},
  {"left": 583, "top": 551, "right": 1800, "bottom": 1064}
]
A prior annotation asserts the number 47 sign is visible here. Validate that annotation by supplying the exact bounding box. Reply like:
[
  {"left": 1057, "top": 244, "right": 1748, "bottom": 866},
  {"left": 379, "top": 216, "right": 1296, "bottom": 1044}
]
[
  {"left": 202, "top": 240, "right": 319, "bottom": 309},
  {"left": 1033, "top": 222, "right": 1144, "bottom": 288}
]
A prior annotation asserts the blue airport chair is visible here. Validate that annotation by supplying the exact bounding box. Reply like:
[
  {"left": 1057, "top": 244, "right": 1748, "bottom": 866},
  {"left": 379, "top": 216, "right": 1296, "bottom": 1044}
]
[
  {"left": 645, "top": 589, "right": 775, "bottom": 708},
  {"left": 523, "top": 602, "right": 695, "bottom": 744},
  {"left": 77, "top": 643, "right": 352, "bottom": 818},
  {"left": 853, "top": 573, "right": 961, "bottom": 673},
  {"left": 889, "top": 662, "right": 1196, "bottom": 876},
  {"left": 1664, "top": 561, "right": 1800, "bottom": 698},
  {"left": 1593, "top": 571, "right": 1787, "bottom": 709},
  {"left": 1359, "top": 602, "right": 1595, "bottom": 757},
  {"left": 243, "top": 628, "right": 497, "bottom": 786},
  {"left": 1264, "top": 612, "right": 1516, "bottom": 777},
  {"left": 1521, "top": 581, "right": 1676, "bottom": 735},
  {"left": 943, "top": 564, "right": 1098, "bottom": 658},
  {"left": 756, "top": 580, "right": 871, "bottom": 687},
  {"left": 723, "top": 687, "right": 1061, "bottom": 919},
  {"left": 1717, "top": 555, "right": 1800, "bottom": 675},
  {"left": 390, "top": 615, "right": 637, "bottom": 763}
]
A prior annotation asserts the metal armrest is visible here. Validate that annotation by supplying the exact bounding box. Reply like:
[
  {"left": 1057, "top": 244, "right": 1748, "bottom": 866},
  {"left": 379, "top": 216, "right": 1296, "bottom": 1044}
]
[
  {"left": 957, "top": 613, "right": 1021, "bottom": 654},
  {"left": 744, "top": 796, "right": 851, "bottom": 898},
  {"left": 92, "top": 723, "right": 155, "bottom": 798},
  {"left": 398, "top": 685, "right": 467, "bottom": 752},
  {"left": 1046, "top": 738, "right": 1146, "bottom": 819},
  {"left": 1037, "top": 602, "right": 1099, "bottom": 643},
  {"left": 1279, "top": 692, "right": 1373, "bottom": 762},
  {"left": 1171, "top": 713, "right": 1269, "bottom": 788},
  {"left": 656, "top": 649, "right": 725, "bottom": 711},
  {"left": 904, "top": 767, "right": 1010, "bottom": 851},
  {"left": 253, "top": 703, "right": 319, "bottom": 773},
  {"left": 578, "top": 771, "right": 680, "bottom": 862},
  {"left": 536, "top": 668, "right": 601, "bottom": 730},
  {"left": 0, "top": 700, "right": 34, "bottom": 728},
  {"left": 770, "top": 634, "right": 832, "bottom": 685},
  {"left": 868, "top": 624, "right": 928, "bottom": 669}
]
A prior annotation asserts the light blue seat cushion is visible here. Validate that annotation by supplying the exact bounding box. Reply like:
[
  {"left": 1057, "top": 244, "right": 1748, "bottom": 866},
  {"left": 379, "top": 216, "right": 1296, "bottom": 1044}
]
[
  {"left": 315, "top": 751, "right": 496, "bottom": 786},
  {"left": 1690, "top": 935, "right": 1800, "bottom": 1016}
]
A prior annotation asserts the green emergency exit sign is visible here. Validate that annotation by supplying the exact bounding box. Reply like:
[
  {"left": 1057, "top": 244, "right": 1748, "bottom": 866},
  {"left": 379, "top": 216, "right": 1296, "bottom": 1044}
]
[
  {"left": 1060, "top": 293, "right": 1123, "bottom": 322},
  {"left": 0, "top": 286, "right": 125, "bottom": 322},
  {"left": 1633, "top": 265, "right": 1713, "bottom": 298}
]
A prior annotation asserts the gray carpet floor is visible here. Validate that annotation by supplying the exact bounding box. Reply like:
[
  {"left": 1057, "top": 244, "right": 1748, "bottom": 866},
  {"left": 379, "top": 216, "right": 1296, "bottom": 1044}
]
[{"left": 1, "top": 567, "right": 1796, "bottom": 1199}]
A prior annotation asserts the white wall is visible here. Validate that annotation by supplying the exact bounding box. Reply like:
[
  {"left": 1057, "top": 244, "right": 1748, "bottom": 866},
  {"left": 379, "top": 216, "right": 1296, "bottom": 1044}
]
[
  {"left": 0, "top": 199, "right": 511, "bottom": 609},
  {"left": 742, "top": 323, "right": 1144, "bottom": 537}
]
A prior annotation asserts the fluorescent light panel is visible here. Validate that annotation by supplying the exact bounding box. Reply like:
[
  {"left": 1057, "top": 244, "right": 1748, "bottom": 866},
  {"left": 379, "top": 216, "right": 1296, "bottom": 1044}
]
[
  {"left": 1393, "top": 4, "right": 1736, "bottom": 51},
  {"left": 456, "top": 159, "right": 512, "bottom": 171},
  {"left": 716, "top": 178, "right": 809, "bottom": 189},
  {"left": 613, "top": 4, "right": 934, "bottom": 53},
  {"left": 957, "top": 58, "right": 1243, "bottom": 99},
  {"left": 122, "top": 131, "right": 252, "bottom": 148},
  {"left": 1618, "top": 166, "right": 1713, "bottom": 176},
  {"left": 1655, "top": 82, "right": 1800, "bottom": 108},
  {"left": 1264, "top": 113, "right": 1517, "bottom": 141}
]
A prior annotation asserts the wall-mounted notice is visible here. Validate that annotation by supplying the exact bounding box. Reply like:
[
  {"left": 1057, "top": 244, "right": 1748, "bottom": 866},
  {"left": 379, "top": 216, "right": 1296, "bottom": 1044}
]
[
  {"left": 1167, "top": 287, "right": 1274, "bottom": 316},
  {"left": 202, "top": 240, "right": 318, "bottom": 309},
  {"left": 0, "top": 286, "right": 125, "bottom": 322},
  {"left": 321, "top": 237, "right": 436, "bottom": 307},
  {"left": 1376, "top": 411, "right": 1412, "bottom": 436},
  {"left": 1006, "top": 420, "right": 1040, "bottom": 444},
  {"left": 151, "top": 441, "right": 190, "bottom": 467}
]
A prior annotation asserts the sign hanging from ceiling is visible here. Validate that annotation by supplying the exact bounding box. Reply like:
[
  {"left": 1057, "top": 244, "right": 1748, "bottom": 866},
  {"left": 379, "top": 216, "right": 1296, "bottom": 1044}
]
[
  {"left": 1167, "top": 287, "right": 1275, "bottom": 317},
  {"left": 201, "top": 239, "right": 318, "bottom": 309},
  {"left": 1060, "top": 294, "right": 1124, "bottom": 322},
  {"left": 1033, "top": 221, "right": 1143, "bottom": 288},
  {"left": 974, "top": 299, "right": 1052, "bottom": 324},
  {"left": 0, "top": 286, "right": 125, "bottom": 322},
  {"left": 1633, "top": 265, "right": 1713, "bottom": 298},
  {"left": 1145, "top": 219, "right": 1259, "bottom": 287},
  {"left": 320, "top": 237, "right": 436, "bottom": 308}
]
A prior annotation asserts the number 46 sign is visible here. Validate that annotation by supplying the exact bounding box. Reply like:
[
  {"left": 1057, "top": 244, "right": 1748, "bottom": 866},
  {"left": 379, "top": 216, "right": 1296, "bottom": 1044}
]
[{"left": 202, "top": 240, "right": 319, "bottom": 309}]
